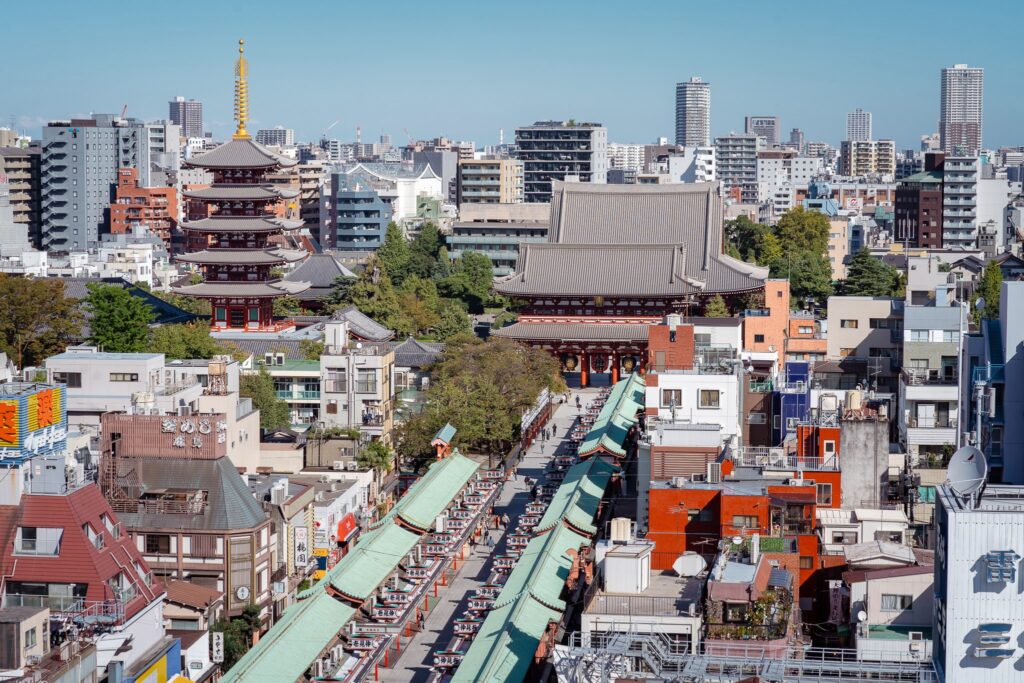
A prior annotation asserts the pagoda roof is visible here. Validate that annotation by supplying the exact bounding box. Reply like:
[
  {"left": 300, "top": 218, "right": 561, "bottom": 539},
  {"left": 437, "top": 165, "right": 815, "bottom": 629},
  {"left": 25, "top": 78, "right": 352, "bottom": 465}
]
[
  {"left": 175, "top": 248, "right": 308, "bottom": 266},
  {"left": 543, "top": 181, "right": 768, "bottom": 295},
  {"left": 179, "top": 216, "right": 303, "bottom": 233},
  {"left": 495, "top": 243, "right": 700, "bottom": 298},
  {"left": 185, "top": 137, "right": 298, "bottom": 170},
  {"left": 491, "top": 322, "right": 650, "bottom": 343},
  {"left": 183, "top": 185, "right": 300, "bottom": 201},
  {"left": 172, "top": 279, "right": 311, "bottom": 298}
]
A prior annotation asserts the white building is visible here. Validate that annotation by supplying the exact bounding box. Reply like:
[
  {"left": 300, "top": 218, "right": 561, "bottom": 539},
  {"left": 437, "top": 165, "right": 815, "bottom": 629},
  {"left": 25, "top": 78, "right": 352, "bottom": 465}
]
[
  {"left": 940, "top": 64, "right": 984, "bottom": 156},
  {"left": 607, "top": 143, "right": 645, "bottom": 172},
  {"left": 665, "top": 147, "right": 716, "bottom": 183},
  {"left": 934, "top": 481, "right": 1024, "bottom": 682},
  {"left": 331, "top": 162, "right": 443, "bottom": 220},
  {"left": 942, "top": 157, "right": 1012, "bottom": 251},
  {"left": 847, "top": 109, "right": 873, "bottom": 142},
  {"left": 846, "top": 565, "right": 934, "bottom": 663},
  {"left": 715, "top": 133, "right": 760, "bottom": 202},
  {"left": 675, "top": 77, "right": 711, "bottom": 147},
  {"left": 817, "top": 507, "right": 910, "bottom": 554},
  {"left": 256, "top": 127, "right": 296, "bottom": 148}
]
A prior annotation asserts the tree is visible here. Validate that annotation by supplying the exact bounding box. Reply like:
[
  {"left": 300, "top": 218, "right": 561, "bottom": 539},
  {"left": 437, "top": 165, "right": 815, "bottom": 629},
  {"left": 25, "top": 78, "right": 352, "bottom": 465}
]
[
  {"left": 240, "top": 367, "right": 291, "bottom": 430},
  {"left": 974, "top": 261, "right": 1003, "bottom": 323},
  {"left": 325, "top": 275, "right": 357, "bottom": 308},
  {"left": 441, "top": 252, "right": 494, "bottom": 313},
  {"left": 408, "top": 222, "right": 443, "bottom": 278},
  {"left": 377, "top": 223, "right": 411, "bottom": 284},
  {"left": 344, "top": 257, "right": 407, "bottom": 331},
  {"left": 432, "top": 246, "right": 453, "bottom": 280},
  {"left": 704, "top": 295, "right": 730, "bottom": 317},
  {"left": 358, "top": 440, "right": 394, "bottom": 472},
  {"left": 273, "top": 295, "right": 305, "bottom": 317},
  {"left": 396, "top": 276, "right": 442, "bottom": 336},
  {"left": 842, "top": 249, "right": 903, "bottom": 297},
  {"left": 779, "top": 250, "right": 834, "bottom": 306},
  {"left": 775, "top": 207, "right": 829, "bottom": 256},
  {"left": 212, "top": 603, "right": 262, "bottom": 672},
  {"left": 299, "top": 338, "right": 324, "bottom": 360},
  {"left": 149, "top": 324, "right": 226, "bottom": 359},
  {"left": 435, "top": 299, "right": 472, "bottom": 341},
  {"left": 0, "top": 276, "right": 83, "bottom": 369},
  {"left": 84, "top": 283, "right": 155, "bottom": 352}
]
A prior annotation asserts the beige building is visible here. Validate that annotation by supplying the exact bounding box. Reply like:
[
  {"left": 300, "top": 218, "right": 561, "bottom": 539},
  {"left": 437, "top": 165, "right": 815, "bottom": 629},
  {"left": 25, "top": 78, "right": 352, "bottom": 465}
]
[
  {"left": 839, "top": 140, "right": 896, "bottom": 177},
  {"left": 828, "top": 217, "right": 850, "bottom": 279},
  {"left": 825, "top": 296, "right": 903, "bottom": 360},
  {"left": 0, "top": 606, "right": 50, "bottom": 670},
  {"left": 457, "top": 158, "right": 524, "bottom": 204},
  {"left": 320, "top": 320, "right": 397, "bottom": 443}
]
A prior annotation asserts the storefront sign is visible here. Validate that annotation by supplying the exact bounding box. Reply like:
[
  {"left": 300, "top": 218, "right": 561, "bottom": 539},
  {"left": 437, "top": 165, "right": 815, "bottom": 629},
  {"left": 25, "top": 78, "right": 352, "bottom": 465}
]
[
  {"left": 433, "top": 651, "right": 464, "bottom": 668},
  {"left": 294, "top": 526, "right": 309, "bottom": 568},
  {"left": 372, "top": 605, "right": 401, "bottom": 621}
]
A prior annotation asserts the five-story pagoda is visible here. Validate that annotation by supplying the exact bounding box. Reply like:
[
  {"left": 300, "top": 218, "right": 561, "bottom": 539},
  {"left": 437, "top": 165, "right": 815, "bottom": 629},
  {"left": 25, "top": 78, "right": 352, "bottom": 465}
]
[{"left": 173, "top": 40, "right": 309, "bottom": 331}]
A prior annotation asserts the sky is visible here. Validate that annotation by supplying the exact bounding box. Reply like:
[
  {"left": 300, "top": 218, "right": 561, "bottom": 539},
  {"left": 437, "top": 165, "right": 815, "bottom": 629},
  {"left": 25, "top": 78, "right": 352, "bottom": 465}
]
[{"left": 6, "top": 0, "right": 1024, "bottom": 150}]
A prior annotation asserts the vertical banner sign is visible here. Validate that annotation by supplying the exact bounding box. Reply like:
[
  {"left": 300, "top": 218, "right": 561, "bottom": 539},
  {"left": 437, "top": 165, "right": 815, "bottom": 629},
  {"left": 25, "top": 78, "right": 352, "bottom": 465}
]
[
  {"left": 211, "top": 632, "right": 224, "bottom": 664},
  {"left": 829, "top": 580, "right": 843, "bottom": 624},
  {"left": 294, "top": 526, "right": 309, "bottom": 568}
]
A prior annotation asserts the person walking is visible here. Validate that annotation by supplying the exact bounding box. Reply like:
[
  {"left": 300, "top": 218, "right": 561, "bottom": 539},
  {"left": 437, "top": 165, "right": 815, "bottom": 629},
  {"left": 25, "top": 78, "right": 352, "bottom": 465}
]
[
  {"left": 486, "top": 535, "right": 495, "bottom": 550},
  {"left": 501, "top": 513, "right": 510, "bottom": 528}
]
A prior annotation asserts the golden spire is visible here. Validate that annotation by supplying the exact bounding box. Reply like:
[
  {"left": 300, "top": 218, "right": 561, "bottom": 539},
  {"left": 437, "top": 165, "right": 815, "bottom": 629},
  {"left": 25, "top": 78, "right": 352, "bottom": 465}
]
[{"left": 233, "top": 39, "right": 250, "bottom": 139}]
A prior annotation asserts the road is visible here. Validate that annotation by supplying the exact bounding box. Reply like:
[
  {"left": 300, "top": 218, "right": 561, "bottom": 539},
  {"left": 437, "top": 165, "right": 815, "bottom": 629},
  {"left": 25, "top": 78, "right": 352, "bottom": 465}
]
[{"left": 379, "top": 388, "right": 599, "bottom": 682}]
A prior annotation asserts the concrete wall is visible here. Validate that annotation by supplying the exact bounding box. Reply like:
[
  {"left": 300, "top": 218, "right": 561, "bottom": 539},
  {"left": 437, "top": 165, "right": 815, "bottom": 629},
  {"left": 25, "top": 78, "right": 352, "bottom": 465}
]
[
  {"left": 826, "top": 297, "right": 901, "bottom": 359},
  {"left": 1002, "top": 282, "right": 1024, "bottom": 483},
  {"left": 839, "top": 419, "right": 889, "bottom": 508}
]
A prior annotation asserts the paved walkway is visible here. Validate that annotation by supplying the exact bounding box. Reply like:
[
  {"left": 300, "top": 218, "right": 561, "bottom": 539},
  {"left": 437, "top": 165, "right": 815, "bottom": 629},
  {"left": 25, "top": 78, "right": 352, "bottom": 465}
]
[{"left": 380, "top": 389, "right": 600, "bottom": 682}]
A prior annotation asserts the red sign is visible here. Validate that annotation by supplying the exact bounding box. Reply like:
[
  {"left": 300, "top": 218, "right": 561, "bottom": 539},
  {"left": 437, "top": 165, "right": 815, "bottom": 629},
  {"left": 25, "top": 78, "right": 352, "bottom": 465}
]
[{"left": 337, "top": 513, "right": 358, "bottom": 543}]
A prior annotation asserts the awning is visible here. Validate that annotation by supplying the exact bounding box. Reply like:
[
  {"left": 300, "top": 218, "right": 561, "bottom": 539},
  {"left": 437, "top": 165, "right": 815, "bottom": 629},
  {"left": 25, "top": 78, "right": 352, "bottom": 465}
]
[{"left": 336, "top": 512, "right": 359, "bottom": 543}]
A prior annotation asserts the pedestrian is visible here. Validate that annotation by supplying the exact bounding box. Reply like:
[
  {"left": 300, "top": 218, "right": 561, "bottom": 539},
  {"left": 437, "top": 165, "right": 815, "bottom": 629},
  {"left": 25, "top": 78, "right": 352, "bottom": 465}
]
[
  {"left": 502, "top": 513, "right": 509, "bottom": 528},
  {"left": 417, "top": 611, "right": 424, "bottom": 630},
  {"left": 486, "top": 535, "right": 495, "bottom": 550}
]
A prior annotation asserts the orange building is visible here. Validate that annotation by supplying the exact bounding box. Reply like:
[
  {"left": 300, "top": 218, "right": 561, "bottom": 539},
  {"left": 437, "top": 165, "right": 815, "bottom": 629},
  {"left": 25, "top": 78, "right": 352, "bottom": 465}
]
[
  {"left": 742, "top": 279, "right": 827, "bottom": 366},
  {"left": 110, "top": 168, "right": 178, "bottom": 243}
]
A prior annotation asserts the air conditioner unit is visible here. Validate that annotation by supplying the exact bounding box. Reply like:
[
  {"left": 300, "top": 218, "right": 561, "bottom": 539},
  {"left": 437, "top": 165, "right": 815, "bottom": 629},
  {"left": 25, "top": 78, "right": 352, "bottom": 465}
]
[
  {"left": 788, "top": 478, "right": 805, "bottom": 486},
  {"left": 707, "top": 462, "right": 722, "bottom": 484},
  {"left": 346, "top": 461, "right": 358, "bottom": 471},
  {"left": 332, "top": 461, "right": 345, "bottom": 471},
  {"left": 908, "top": 631, "right": 924, "bottom": 642},
  {"left": 275, "top": 353, "right": 285, "bottom": 366},
  {"left": 312, "top": 659, "right": 325, "bottom": 678},
  {"left": 671, "top": 476, "right": 687, "bottom": 488},
  {"left": 264, "top": 353, "right": 274, "bottom": 366},
  {"left": 331, "top": 645, "right": 344, "bottom": 660},
  {"left": 690, "top": 473, "right": 706, "bottom": 483}
]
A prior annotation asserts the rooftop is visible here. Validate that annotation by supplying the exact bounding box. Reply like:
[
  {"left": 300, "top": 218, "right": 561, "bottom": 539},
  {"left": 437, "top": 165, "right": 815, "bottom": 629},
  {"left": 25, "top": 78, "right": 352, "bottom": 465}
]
[
  {"left": 587, "top": 570, "right": 703, "bottom": 617},
  {"left": 939, "top": 483, "right": 1024, "bottom": 513}
]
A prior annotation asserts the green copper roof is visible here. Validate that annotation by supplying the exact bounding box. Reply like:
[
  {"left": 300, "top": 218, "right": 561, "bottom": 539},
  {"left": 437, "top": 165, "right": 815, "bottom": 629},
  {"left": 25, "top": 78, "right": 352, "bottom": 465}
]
[
  {"left": 453, "top": 523, "right": 593, "bottom": 683},
  {"left": 900, "top": 170, "right": 943, "bottom": 185},
  {"left": 395, "top": 450, "right": 480, "bottom": 530},
  {"left": 536, "top": 457, "right": 617, "bottom": 535},
  {"left": 578, "top": 373, "right": 645, "bottom": 457},
  {"left": 329, "top": 523, "right": 420, "bottom": 600},
  {"left": 221, "top": 591, "right": 356, "bottom": 683},
  {"left": 433, "top": 422, "right": 457, "bottom": 444}
]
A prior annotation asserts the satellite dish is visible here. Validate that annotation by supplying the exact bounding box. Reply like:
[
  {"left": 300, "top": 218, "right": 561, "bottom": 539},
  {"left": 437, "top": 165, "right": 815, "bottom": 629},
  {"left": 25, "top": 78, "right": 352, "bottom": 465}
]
[
  {"left": 857, "top": 610, "right": 868, "bottom": 623},
  {"left": 672, "top": 552, "right": 707, "bottom": 578},
  {"left": 947, "top": 445, "right": 987, "bottom": 498},
  {"left": 731, "top": 536, "right": 742, "bottom": 546}
]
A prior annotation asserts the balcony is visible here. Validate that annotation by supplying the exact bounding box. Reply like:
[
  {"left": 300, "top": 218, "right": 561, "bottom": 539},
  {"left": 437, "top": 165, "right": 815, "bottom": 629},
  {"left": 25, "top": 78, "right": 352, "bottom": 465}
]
[
  {"left": 276, "top": 390, "right": 321, "bottom": 400},
  {"left": 734, "top": 447, "right": 839, "bottom": 471},
  {"left": 748, "top": 379, "right": 773, "bottom": 393},
  {"left": 973, "top": 364, "right": 1004, "bottom": 384}
]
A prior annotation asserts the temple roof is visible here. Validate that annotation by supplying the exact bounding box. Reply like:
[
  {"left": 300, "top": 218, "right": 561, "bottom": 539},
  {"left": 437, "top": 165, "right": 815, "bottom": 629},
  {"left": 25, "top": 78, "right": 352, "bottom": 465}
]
[
  {"left": 185, "top": 138, "right": 298, "bottom": 170},
  {"left": 284, "top": 253, "right": 355, "bottom": 299},
  {"left": 179, "top": 216, "right": 303, "bottom": 233},
  {"left": 541, "top": 181, "right": 768, "bottom": 296},
  {"left": 175, "top": 248, "right": 308, "bottom": 265},
  {"left": 492, "top": 322, "right": 650, "bottom": 342},
  {"left": 494, "top": 243, "right": 699, "bottom": 297},
  {"left": 183, "top": 185, "right": 299, "bottom": 201},
  {"left": 172, "top": 279, "right": 310, "bottom": 298}
]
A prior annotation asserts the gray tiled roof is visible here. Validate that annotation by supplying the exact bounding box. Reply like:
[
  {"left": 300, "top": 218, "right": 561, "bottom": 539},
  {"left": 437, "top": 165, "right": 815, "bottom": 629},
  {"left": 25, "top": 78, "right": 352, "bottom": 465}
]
[
  {"left": 390, "top": 337, "right": 443, "bottom": 368},
  {"left": 495, "top": 243, "right": 698, "bottom": 297},
  {"left": 183, "top": 185, "right": 299, "bottom": 201},
  {"left": 54, "top": 277, "right": 198, "bottom": 329},
  {"left": 225, "top": 339, "right": 306, "bottom": 360},
  {"left": 492, "top": 322, "right": 650, "bottom": 342},
  {"left": 172, "top": 280, "right": 310, "bottom": 297},
  {"left": 117, "top": 456, "right": 267, "bottom": 531},
  {"left": 544, "top": 181, "right": 767, "bottom": 295},
  {"left": 330, "top": 306, "right": 394, "bottom": 342},
  {"left": 185, "top": 138, "right": 298, "bottom": 170},
  {"left": 179, "top": 216, "right": 303, "bottom": 233},
  {"left": 176, "top": 248, "right": 307, "bottom": 265},
  {"left": 285, "top": 254, "right": 354, "bottom": 298}
]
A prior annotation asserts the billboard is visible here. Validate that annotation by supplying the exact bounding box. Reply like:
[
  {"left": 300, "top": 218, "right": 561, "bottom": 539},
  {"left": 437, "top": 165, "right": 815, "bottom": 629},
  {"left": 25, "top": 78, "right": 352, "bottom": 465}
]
[{"left": 0, "top": 386, "right": 67, "bottom": 463}]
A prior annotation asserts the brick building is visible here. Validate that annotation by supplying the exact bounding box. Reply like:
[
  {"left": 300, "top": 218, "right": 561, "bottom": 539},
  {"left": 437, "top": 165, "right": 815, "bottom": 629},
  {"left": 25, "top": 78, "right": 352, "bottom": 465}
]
[{"left": 110, "top": 167, "right": 177, "bottom": 243}]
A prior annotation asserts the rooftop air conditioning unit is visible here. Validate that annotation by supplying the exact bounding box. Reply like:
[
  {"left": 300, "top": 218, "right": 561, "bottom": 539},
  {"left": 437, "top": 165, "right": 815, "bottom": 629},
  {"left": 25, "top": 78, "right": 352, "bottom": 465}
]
[
  {"left": 312, "top": 659, "right": 325, "bottom": 678},
  {"left": 275, "top": 353, "right": 285, "bottom": 366},
  {"left": 346, "top": 461, "right": 358, "bottom": 471},
  {"left": 264, "top": 353, "right": 274, "bottom": 366},
  {"left": 332, "top": 461, "right": 345, "bottom": 471},
  {"left": 707, "top": 462, "right": 722, "bottom": 484},
  {"left": 671, "top": 476, "right": 687, "bottom": 488}
]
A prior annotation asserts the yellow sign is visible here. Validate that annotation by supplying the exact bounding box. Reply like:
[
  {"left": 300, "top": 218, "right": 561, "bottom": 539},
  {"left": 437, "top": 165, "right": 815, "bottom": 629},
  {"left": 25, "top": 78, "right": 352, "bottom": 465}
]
[
  {"left": 28, "top": 387, "right": 61, "bottom": 432},
  {"left": 0, "top": 400, "right": 18, "bottom": 448},
  {"left": 313, "top": 569, "right": 326, "bottom": 580},
  {"left": 313, "top": 548, "right": 328, "bottom": 557}
]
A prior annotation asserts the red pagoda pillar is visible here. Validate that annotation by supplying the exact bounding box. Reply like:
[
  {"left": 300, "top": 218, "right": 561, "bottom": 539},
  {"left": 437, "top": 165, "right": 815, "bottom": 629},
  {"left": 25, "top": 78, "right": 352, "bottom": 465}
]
[
  {"left": 579, "top": 351, "right": 589, "bottom": 388},
  {"left": 611, "top": 352, "right": 620, "bottom": 384}
]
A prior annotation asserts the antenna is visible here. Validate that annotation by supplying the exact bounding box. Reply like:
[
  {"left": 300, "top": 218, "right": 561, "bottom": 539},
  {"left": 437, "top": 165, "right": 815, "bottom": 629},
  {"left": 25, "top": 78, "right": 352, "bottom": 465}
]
[{"left": 946, "top": 445, "right": 987, "bottom": 502}]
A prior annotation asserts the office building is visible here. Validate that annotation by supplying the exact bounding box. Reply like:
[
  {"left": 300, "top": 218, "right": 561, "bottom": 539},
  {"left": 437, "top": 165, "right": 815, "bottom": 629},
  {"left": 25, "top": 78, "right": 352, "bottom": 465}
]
[
  {"left": 788, "top": 127, "right": 805, "bottom": 152},
  {"left": 514, "top": 120, "right": 607, "bottom": 203},
  {"left": 456, "top": 158, "right": 523, "bottom": 204},
  {"left": 943, "top": 156, "right": 1010, "bottom": 250},
  {"left": 715, "top": 133, "right": 760, "bottom": 202},
  {"left": 446, "top": 202, "right": 548, "bottom": 275},
  {"left": 169, "top": 96, "right": 203, "bottom": 139},
  {"left": 675, "top": 77, "right": 711, "bottom": 147},
  {"left": 324, "top": 169, "right": 394, "bottom": 251},
  {"left": 255, "top": 127, "right": 295, "bottom": 147},
  {"left": 846, "top": 108, "right": 872, "bottom": 142},
  {"left": 0, "top": 146, "right": 41, "bottom": 247},
  {"left": 839, "top": 139, "right": 897, "bottom": 177},
  {"left": 745, "top": 115, "right": 779, "bottom": 146},
  {"left": 940, "top": 64, "right": 984, "bottom": 156}
]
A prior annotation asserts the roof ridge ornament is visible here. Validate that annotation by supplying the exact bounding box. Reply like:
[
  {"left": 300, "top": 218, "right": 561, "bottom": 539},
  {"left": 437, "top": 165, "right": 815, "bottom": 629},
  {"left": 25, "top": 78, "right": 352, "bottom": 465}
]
[{"left": 233, "top": 39, "right": 250, "bottom": 140}]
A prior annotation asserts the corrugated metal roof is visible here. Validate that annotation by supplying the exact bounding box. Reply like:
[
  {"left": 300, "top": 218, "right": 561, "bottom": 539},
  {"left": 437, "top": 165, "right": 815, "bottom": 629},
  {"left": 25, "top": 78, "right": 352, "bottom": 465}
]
[
  {"left": 578, "top": 374, "right": 645, "bottom": 458},
  {"left": 185, "top": 138, "right": 298, "bottom": 170},
  {"left": 495, "top": 243, "right": 696, "bottom": 297},
  {"left": 492, "top": 322, "right": 650, "bottom": 342},
  {"left": 395, "top": 451, "right": 479, "bottom": 530},
  {"left": 220, "top": 591, "right": 354, "bottom": 683}
]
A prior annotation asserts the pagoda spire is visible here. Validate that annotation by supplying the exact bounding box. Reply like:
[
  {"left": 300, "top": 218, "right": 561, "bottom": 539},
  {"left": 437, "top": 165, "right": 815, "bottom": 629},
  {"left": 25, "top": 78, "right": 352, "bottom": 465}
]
[{"left": 233, "top": 39, "right": 250, "bottom": 140}]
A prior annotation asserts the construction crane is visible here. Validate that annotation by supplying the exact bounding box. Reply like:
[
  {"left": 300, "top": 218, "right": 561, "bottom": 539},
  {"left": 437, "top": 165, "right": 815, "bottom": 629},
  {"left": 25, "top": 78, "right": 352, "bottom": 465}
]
[
  {"left": 321, "top": 119, "right": 340, "bottom": 138},
  {"left": 120, "top": 104, "right": 128, "bottom": 120}
]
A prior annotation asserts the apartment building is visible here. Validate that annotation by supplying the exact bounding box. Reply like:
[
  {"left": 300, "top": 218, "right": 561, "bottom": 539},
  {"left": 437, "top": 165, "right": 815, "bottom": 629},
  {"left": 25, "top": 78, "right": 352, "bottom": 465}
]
[
  {"left": 169, "top": 97, "right": 203, "bottom": 139},
  {"left": 0, "top": 146, "right": 41, "bottom": 246},
  {"left": 456, "top": 158, "right": 523, "bottom": 204},
  {"left": 745, "top": 116, "right": 780, "bottom": 146},
  {"left": 319, "top": 320, "right": 396, "bottom": 442},
  {"left": 109, "top": 167, "right": 177, "bottom": 243},
  {"left": 514, "top": 121, "right": 608, "bottom": 203},
  {"left": 839, "top": 140, "right": 896, "bottom": 177},
  {"left": 942, "top": 156, "right": 1011, "bottom": 252},
  {"left": 825, "top": 296, "right": 904, "bottom": 361},
  {"left": 255, "top": 127, "right": 295, "bottom": 148},
  {"left": 715, "top": 133, "right": 760, "bottom": 203},
  {"left": 447, "top": 202, "right": 548, "bottom": 275},
  {"left": 675, "top": 77, "right": 711, "bottom": 147}
]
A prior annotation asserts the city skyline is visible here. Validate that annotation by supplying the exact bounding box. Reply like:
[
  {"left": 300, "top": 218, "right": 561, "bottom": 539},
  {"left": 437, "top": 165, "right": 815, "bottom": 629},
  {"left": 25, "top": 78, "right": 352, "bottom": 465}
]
[{"left": 5, "top": 1, "right": 1024, "bottom": 151}]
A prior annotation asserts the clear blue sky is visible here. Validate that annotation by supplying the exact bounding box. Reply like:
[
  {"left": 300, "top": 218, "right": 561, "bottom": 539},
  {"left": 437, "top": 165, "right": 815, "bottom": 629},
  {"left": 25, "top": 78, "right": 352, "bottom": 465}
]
[{"left": 7, "top": 0, "right": 1023, "bottom": 150}]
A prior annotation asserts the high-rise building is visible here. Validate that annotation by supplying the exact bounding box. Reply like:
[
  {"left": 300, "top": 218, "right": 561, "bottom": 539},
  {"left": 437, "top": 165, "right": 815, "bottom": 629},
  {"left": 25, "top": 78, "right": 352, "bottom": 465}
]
[
  {"left": 714, "top": 133, "right": 760, "bottom": 202},
  {"left": 894, "top": 153, "right": 945, "bottom": 249},
  {"left": 607, "top": 143, "right": 646, "bottom": 172},
  {"left": 787, "top": 128, "right": 805, "bottom": 152},
  {"left": 846, "top": 108, "right": 872, "bottom": 142},
  {"left": 838, "top": 139, "right": 896, "bottom": 177},
  {"left": 744, "top": 116, "right": 779, "bottom": 146},
  {"left": 109, "top": 167, "right": 177, "bottom": 243},
  {"left": 456, "top": 158, "right": 524, "bottom": 204},
  {"left": 674, "top": 77, "right": 711, "bottom": 147},
  {"left": 940, "top": 64, "right": 984, "bottom": 156},
  {"left": 514, "top": 120, "right": 607, "bottom": 203},
  {"left": 0, "top": 146, "right": 41, "bottom": 247},
  {"left": 168, "top": 96, "right": 203, "bottom": 139},
  {"left": 255, "top": 127, "right": 295, "bottom": 147},
  {"left": 942, "top": 156, "right": 1010, "bottom": 252}
]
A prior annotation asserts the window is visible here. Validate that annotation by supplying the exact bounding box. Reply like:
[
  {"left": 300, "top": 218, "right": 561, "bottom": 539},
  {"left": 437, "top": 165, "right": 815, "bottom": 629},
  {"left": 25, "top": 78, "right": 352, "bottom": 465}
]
[
  {"left": 24, "top": 627, "right": 36, "bottom": 650},
  {"left": 699, "top": 390, "right": 721, "bottom": 409},
  {"left": 661, "top": 389, "right": 682, "bottom": 408},
  {"left": 798, "top": 326, "right": 813, "bottom": 334},
  {"left": 109, "top": 373, "right": 139, "bottom": 382},
  {"left": 248, "top": 307, "right": 260, "bottom": 323},
  {"left": 694, "top": 333, "right": 711, "bottom": 346},
  {"left": 732, "top": 515, "right": 758, "bottom": 529},
  {"left": 52, "top": 371, "right": 82, "bottom": 388},
  {"left": 874, "top": 530, "right": 903, "bottom": 544},
  {"left": 754, "top": 334, "right": 765, "bottom": 343},
  {"left": 786, "top": 417, "right": 799, "bottom": 430},
  {"left": 880, "top": 594, "right": 913, "bottom": 611},
  {"left": 816, "top": 483, "right": 833, "bottom": 506},
  {"left": 799, "top": 556, "right": 814, "bottom": 570},
  {"left": 840, "top": 319, "right": 858, "bottom": 329},
  {"left": 908, "top": 330, "right": 929, "bottom": 342},
  {"left": 748, "top": 412, "right": 766, "bottom": 425},
  {"left": 146, "top": 534, "right": 171, "bottom": 554},
  {"left": 823, "top": 440, "right": 836, "bottom": 454},
  {"left": 869, "top": 318, "right": 894, "bottom": 329},
  {"left": 169, "top": 618, "right": 200, "bottom": 631},
  {"left": 839, "top": 348, "right": 855, "bottom": 357},
  {"left": 943, "top": 330, "right": 958, "bottom": 343},
  {"left": 14, "top": 527, "right": 62, "bottom": 556},
  {"left": 831, "top": 531, "right": 858, "bottom": 544},
  {"left": 773, "top": 415, "right": 782, "bottom": 429}
]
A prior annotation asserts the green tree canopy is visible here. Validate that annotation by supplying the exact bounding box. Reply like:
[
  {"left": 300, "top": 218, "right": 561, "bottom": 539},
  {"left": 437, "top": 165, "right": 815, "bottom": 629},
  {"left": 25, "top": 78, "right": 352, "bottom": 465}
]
[
  {"left": 358, "top": 441, "right": 394, "bottom": 472},
  {"left": 84, "top": 283, "right": 155, "bottom": 352},
  {"left": 408, "top": 222, "right": 443, "bottom": 279},
  {"left": 240, "top": 366, "right": 291, "bottom": 430},
  {"left": 344, "top": 257, "right": 406, "bottom": 331},
  {"left": 842, "top": 249, "right": 903, "bottom": 297},
  {"left": 435, "top": 299, "right": 473, "bottom": 341},
  {"left": 974, "top": 261, "right": 1003, "bottom": 323},
  {"left": 377, "top": 222, "right": 411, "bottom": 284},
  {"left": 0, "top": 275, "right": 83, "bottom": 369},
  {"left": 775, "top": 206, "right": 830, "bottom": 255},
  {"left": 440, "top": 252, "right": 494, "bottom": 313},
  {"left": 776, "top": 250, "right": 834, "bottom": 307},
  {"left": 212, "top": 603, "right": 262, "bottom": 671},
  {"left": 148, "top": 323, "right": 226, "bottom": 359},
  {"left": 704, "top": 295, "right": 730, "bottom": 317}
]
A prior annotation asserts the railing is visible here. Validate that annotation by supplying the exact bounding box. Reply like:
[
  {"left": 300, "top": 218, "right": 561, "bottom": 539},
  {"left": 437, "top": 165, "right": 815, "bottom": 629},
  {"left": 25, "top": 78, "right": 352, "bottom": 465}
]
[
  {"left": 732, "top": 449, "right": 839, "bottom": 471},
  {"left": 277, "top": 390, "right": 320, "bottom": 400},
  {"left": 3, "top": 593, "right": 84, "bottom": 612},
  {"left": 362, "top": 414, "right": 385, "bottom": 426},
  {"left": 748, "top": 379, "right": 773, "bottom": 393},
  {"left": 157, "top": 376, "right": 199, "bottom": 395},
  {"left": 973, "top": 364, "right": 1005, "bottom": 383},
  {"left": 903, "top": 368, "right": 958, "bottom": 385},
  {"left": 587, "top": 593, "right": 693, "bottom": 617},
  {"left": 907, "top": 417, "right": 957, "bottom": 429}
]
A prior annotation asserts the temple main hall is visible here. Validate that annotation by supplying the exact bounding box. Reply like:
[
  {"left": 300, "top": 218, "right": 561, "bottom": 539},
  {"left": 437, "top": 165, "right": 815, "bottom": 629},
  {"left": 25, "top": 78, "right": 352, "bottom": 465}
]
[{"left": 492, "top": 181, "right": 768, "bottom": 385}]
